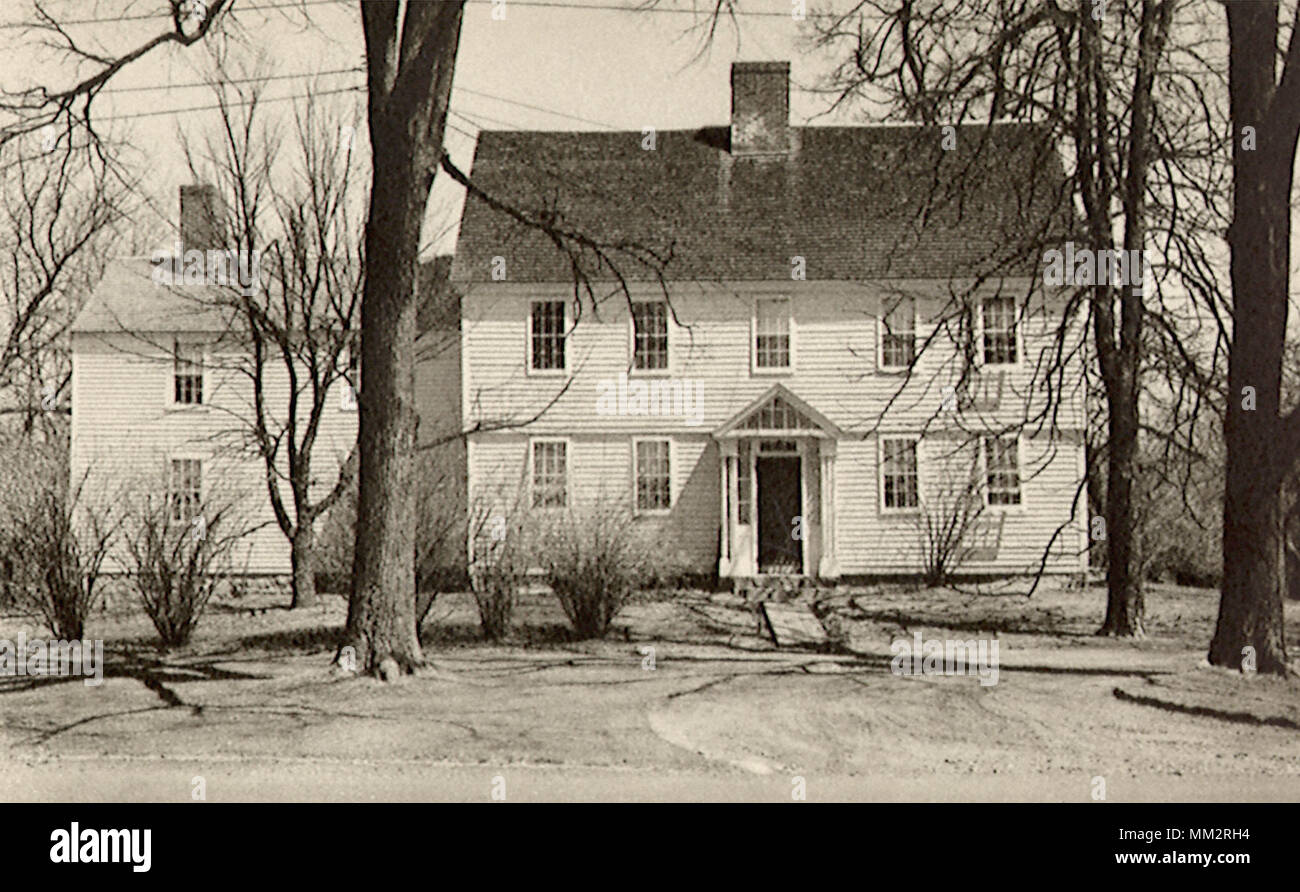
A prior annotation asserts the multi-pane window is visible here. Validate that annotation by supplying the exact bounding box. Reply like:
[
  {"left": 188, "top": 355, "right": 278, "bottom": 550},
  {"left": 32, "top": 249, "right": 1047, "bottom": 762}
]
[
  {"left": 531, "top": 440, "right": 567, "bottom": 508},
  {"left": 881, "top": 437, "right": 920, "bottom": 510},
  {"left": 984, "top": 436, "right": 1022, "bottom": 506},
  {"left": 754, "top": 297, "right": 791, "bottom": 370},
  {"left": 634, "top": 439, "right": 671, "bottom": 512},
  {"left": 169, "top": 458, "right": 202, "bottom": 523},
  {"left": 880, "top": 297, "right": 916, "bottom": 369},
  {"left": 173, "top": 340, "right": 203, "bottom": 405},
  {"left": 737, "top": 440, "right": 752, "bottom": 523},
  {"left": 530, "top": 300, "right": 566, "bottom": 371},
  {"left": 981, "top": 296, "right": 1017, "bottom": 365},
  {"left": 632, "top": 301, "right": 669, "bottom": 371}
]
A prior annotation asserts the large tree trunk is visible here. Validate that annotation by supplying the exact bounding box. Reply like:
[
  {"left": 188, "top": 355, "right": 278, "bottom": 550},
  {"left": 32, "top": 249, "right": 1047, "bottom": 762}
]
[
  {"left": 289, "top": 522, "right": 317, "bottom": 610},
  {"left": 1098, "top": 383, "right": 1144, "bottom": 636},
  {"left": 339, "top": 2, "right": 464, "bottom": 676},
  {"left": 1210, "top": 1, "right": 1292, "bottom": 675}
]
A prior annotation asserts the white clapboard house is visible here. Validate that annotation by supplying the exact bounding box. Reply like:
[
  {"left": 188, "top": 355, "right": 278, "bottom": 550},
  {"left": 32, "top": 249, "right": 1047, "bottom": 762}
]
[
  {"left": 69, "top": 185, "right": 360, "bottom": 581},
  {"left": 452, "top": 61, "right": 1088, "bottom": 583}
]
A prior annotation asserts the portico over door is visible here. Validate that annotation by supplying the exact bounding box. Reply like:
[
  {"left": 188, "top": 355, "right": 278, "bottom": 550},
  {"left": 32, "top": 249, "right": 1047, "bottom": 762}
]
[{"left": 714, "top": 385, "right": 842, "bottom": 580}]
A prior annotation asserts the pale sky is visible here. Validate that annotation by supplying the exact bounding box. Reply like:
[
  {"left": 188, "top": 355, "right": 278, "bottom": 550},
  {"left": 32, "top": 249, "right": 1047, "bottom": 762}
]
[{"left": 1, "top": 0, "right": 856, "bottom": 257}]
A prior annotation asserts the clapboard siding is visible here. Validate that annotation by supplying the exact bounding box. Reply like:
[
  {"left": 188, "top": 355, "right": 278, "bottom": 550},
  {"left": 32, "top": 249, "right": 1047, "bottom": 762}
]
[
  {"left": 461, "top": 280, "right": 1086, "bottom": 436},
  {"left": 71, "top": 331, "right": 358, "bottom": 574},
  {"left": 464, "top": 278, "right": 1087, "bottom": 577}
]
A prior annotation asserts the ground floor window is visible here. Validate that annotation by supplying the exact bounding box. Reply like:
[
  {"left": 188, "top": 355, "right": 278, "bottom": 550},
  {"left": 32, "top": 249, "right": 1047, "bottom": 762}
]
[
  {"left": 984, "top": 435, "right": 1022, "bottom": 506},
  {"left": 168, "top": 458, "right": 202, "bottom": 522},
  {"left": 881, "top": 437, "right": 920, "bottom": 510},
  {"left": 530, "top": 440, "right": 568, "bottom": 508},
  {"left": 634, "top": 439, "right": 671, "bottom": 512}
]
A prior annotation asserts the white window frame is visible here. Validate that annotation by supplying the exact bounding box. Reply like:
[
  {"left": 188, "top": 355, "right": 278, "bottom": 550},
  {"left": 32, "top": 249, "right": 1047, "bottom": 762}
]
[
  {"left": 981, "top": 434, "right": 1024, "bottom": 510},
  {"left": 529, "top": 437, "right": 569, "bottom": 510},
  {"left": 166, "top": 455, "right": 204, "bottom": 525},
  {"left": 978, "top": 294, "right": 1020, "bottom": 367},
  {"left": 751, "top": 295, "right": 794, "bottom": 375},
  {"left": 878, "top": 296, "right": 918, "bottom": 372},
  {"left": 878, "top": 435, "right": 922, "bottom": 514},
  {"left": 527, "top": 299, "right": 568, "bottom": 375},
  {"left": 168, "top": 338, "right": 207, "bottom": 409},
  {"left": 628, "top": 299, "right": 672, "bottom": 375},
  {"left": 631, "top": 437, "right": 673, "bottom": 515}
]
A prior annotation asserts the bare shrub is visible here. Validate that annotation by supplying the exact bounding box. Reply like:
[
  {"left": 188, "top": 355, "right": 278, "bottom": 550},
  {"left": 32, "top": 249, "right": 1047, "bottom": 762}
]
[
  {"left": 0, "top": 441, "right": 116, "bottom": 639},
  {"left": 535, "top": 500, "right": 659, "bottom": 639},
  {"left": 121, "top": 492, "right": 242, "bottom": 649},
  {"left": 467, "top": 499, "right": 527, "bottom": 640},
  {"left": 913, "top": 447, "right": 986, "bottom": 586}
]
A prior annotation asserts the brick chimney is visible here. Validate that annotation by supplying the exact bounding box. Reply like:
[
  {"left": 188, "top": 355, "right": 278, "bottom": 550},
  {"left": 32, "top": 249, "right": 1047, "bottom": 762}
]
[
  {"left": 730, "top": 61, "right": 790, "bottom": 158},
  {"left": 179, "top": 184, "right": 225, "bottom": 252}
]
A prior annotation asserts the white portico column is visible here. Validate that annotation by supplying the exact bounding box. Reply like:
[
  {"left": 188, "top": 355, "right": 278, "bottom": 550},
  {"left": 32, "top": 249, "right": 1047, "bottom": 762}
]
[
  {"left": 718, "top": 438, "right": 737, "bottom": 577},
  {"left": 818, "top": 438, "right": 840, "bottom": 579}
]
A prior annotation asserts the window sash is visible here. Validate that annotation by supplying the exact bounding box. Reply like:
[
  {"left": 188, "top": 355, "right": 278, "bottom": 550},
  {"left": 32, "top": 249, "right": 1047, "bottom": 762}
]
[
  {"left": 634, "top": 440, "right": 671, "bottom": 511},
  {"left": 632, "top": 302, "right": 669, "bottom": 371},
  {"left": 754, "top": 298, "right": 791, "bottom": 369},
  {"left": 531, "top": 301, "right": 566, "bottom": 371},
  {"left": 173, "top": 341, "right": 204, "bottom": 405},
  {"left": 880, "top": 298, "right": 916, "bottom": 369},
  {"left": 882, "top": 438, "right": 920, "bottom": 510},
  {"left": 737, "top": 440, "right": 752, "bottom": 524},
  {"left": 982, "top": 297, "right": 1017, "bottom": 365},
  {"left": 531, "top": 441, "right": 567, "bottom": 508},
  {"left": 168, "top": 458, "right": 202, "bottom": 522},
  {"left": 984, "top": 436, "right": 1021, "bottom": 506}
]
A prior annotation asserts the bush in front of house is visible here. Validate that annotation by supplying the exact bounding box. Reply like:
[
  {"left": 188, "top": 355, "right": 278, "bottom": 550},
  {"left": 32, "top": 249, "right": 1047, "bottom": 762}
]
[
  {"left": 535, "top": 500, "right": 660, "bottom": 639},
  {"left": 0, "top": 440, "right": 116, "bottom": 640},
  {"left": 121, "top": 492, "right": 241, "bottom": 649}
]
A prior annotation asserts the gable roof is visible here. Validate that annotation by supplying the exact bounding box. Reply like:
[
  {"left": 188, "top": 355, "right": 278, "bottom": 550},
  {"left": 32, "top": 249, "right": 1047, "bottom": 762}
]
[
  {"left": 75, "top": 256, "right": 455, "bottom": 336},
  {"left": 71, "top": 259, "right": 239, "bottom": 333},
  {"left": 715, "top": 384, "right": 843, "bottom": 439},
  {"left": 451, "top": 122, "right": 1073, "bottom": 285}
]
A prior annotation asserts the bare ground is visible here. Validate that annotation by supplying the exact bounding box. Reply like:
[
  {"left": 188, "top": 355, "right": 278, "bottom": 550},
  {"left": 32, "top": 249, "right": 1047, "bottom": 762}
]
[{"left": 0, "top": 581, "right": 1297, "bottom": 802}]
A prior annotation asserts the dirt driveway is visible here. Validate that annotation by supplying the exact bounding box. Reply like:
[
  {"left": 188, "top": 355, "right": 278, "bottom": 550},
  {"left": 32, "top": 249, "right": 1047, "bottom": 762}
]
[{"left": 1, "top": 583, "right": 1297, "bottom": 801}]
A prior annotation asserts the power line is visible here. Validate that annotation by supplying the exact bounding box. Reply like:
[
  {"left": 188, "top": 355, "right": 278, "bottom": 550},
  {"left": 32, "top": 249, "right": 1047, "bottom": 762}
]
[
  {"left": 34, "top": 0, "right": 819, "bottom": 28},
  {"left": 100, "top": 66, "right": 362, "bottom": 94},
  {"left": 100, "top": 83, "right": 363, "bottom": 120}
]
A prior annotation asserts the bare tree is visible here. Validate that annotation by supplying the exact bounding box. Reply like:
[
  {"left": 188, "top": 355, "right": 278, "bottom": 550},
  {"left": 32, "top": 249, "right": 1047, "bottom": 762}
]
[
  {"left": 176, "top": 68, "right": 364, "bottom": 610},
  {"left": 1209, "top": 0, "right": 1300, "bottom": 675},
  {"left": 807, "top": 0, "right": 1228, "bottom": 637}
]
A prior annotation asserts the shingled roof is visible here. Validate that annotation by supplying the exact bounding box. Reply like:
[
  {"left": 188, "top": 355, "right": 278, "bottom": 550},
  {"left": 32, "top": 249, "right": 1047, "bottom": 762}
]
[{"left": 451, "top": 120, "right": 1072, "bottom": 285}]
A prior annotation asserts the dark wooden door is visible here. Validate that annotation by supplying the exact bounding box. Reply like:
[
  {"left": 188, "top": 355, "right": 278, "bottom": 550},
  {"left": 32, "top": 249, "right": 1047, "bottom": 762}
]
[{"left": 757, "top": 455, "right": 801, "bottom": 573}]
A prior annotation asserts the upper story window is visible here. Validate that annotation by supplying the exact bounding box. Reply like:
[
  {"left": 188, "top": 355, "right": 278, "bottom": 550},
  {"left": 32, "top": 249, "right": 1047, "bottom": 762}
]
[
  {"left": 981, "top": 296, "right": 1017, "bottom": 365},
  {"left": 631, "top": 301, "right": 669, "bottom": 372},
  {"left": 173, "top": 340, "right": 204, "bottom": 405},
  {"left": 984, "top": 435, "right": 1022, "bottom": 506},
  {"left": 753, "top": 296, "right": 791, "bottom": 372},
  {"left": 530, "top": 300, "right": 566, "bottom": 372},
  {"left": 531, "top": 439, "right": 567, "bottom": 508},
  {"left": 634, "top": 439, "right": 671, "bottom": 512},
  {"left": 168, "top": 458, "right": 202, "bottom": 523},
  {"left": 880, "top": 297, "right": 916, "bottom": 370},
  {"left": 881, "top": 437, "right": 920, "bottom": 511}
]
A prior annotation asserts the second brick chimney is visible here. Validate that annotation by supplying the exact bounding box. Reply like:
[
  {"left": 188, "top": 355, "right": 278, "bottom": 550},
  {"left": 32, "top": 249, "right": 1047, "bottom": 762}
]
[
  {"left": 730, "top": 61, "right": 790, "bottom": 158},
  {"left": 179, "top": 184, "right": 225, "bottom": 252}
]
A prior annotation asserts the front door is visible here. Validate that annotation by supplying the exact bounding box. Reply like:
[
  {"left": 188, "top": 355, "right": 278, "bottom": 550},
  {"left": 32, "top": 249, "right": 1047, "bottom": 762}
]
[{"left": 757, "top": 455, "right": 802, "bottom": 574}]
